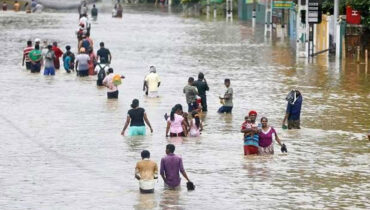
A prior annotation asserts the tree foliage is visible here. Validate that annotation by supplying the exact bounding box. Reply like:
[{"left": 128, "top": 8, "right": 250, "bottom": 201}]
[{"left": 322, "top": 0, "right": 369, "bottom": 27}]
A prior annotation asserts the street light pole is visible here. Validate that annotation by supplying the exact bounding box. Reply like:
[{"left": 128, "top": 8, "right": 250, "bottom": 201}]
[{"left": 334, "top": 0, "right": 340, "bottom": 58}]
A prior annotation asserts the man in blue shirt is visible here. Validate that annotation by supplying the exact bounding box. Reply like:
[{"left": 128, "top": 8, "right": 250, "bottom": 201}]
[{"left": 283, "top": 90, "right": 303, "bottom": 129}]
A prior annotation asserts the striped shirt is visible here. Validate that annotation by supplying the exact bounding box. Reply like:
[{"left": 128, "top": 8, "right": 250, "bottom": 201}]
[{"left": 23, "top": 46, "right": 34, "bottom": 62}]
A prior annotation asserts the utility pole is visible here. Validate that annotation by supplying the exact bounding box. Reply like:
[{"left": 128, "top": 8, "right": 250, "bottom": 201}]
[
  {"left": 296, "top": 0, "right": 307, "bottom": 58},
  {"left": 305, "top": 0, "right": 309, "bottom": 58},
  {"left": 264, "top": 0, "right": 272, "bottom": 38},
  {"left": 252, "top": 0, "right": 256, "bottom": 27},
  {"left": 206, "top": 0, "right": 210, "bottom": 19},
  {"left": 226, "top": 0, "right": 233, "bottom": 22},
  {"left": 334, "top": 0, "right": 340, "bottom": 58}
]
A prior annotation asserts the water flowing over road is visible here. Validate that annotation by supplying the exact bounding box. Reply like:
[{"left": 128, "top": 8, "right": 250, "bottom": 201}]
[{"left": 0, "top": 3, "right": 369, "bottom": 209}]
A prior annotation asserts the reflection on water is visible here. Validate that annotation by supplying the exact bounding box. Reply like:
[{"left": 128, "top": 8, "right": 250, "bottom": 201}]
[
  {"left": 135, "top": 193, "right": 158, "bottom": 209},
  {"left": 0, "top": 4, "right": 369, "bottom": 209}
]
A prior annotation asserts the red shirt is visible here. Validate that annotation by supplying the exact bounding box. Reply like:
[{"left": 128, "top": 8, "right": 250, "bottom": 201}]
[
  {"left": 52, "top": 46, "right": 63, "bottom": 58},
  {"left": 23, "top": 46, "right": 34, "bottom": 62}
]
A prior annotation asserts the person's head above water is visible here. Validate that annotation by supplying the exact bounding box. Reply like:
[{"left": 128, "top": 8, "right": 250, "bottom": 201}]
[
  {"left": 131, "top": 99, "right": 139, "bottom": 109},
  {"left": 107, "top": 67, "right": 113, "bottom": 74},
  {"left": 261, "top": 117, "right": 268, "bottom": 128},
  {"left": 141, "top": 150, "right": 150, "bottom": 159},
  {"left": 286, "top": 89, "right": 302, "bottom": 105},
  {"left": 93, "top": 4, "right": 96, "bottom": 8},
  {"left": 52, "top": 42, "right": 57, "bottom": 47},
  {"left": 149, "top": 66, "right": 156, "bottom": 73},
  {"left": 170, "top": 104, "right": 183, "bottom": 121},
  {"left": 65, "top": 45, "right": 71, "bottom": 51},
  {"left": 188, "top": 77, "right": 194, "bottom": 85},
  {"left": 47, "top": 45, "right": 52, "bottom": 50},
  {"left": 80, "top": 47, "right": 86, "bottom": 53},
  {"left": 249, "top": 110, "right": 257, "bottom": 122},
  {"left": 244, "top": 115, "right": 251, "bottom": 123},
  {"left": 224, "top": 78, "right": 230, "bottom": 87},
  {"left": 166, "top": 144, "right": 175, "bottom": 154},
  {"left": 35, "top": 38, "right": 40, "bottom": 44},
  {"left": 27, "top": 40, "right": 32, "bottom": 46},
  {"left": 100, "top": 42, "right": 104, "bottom": 48},
  {"left": 198, "top": 72, "right": 204, "bottom": 80}
]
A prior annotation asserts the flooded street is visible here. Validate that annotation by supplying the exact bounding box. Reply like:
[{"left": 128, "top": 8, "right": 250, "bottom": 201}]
[{"left": 0, "top": 4, "right": 369, "bottom": 209}]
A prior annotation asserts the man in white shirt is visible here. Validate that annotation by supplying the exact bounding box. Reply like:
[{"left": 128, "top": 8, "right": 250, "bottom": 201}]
[
  {"left": 79, "top": 14, "right": 90, "bottom": 35},
  {"left": 75, "top": 47, "right": 90, "bottom": 77},
  {"left": 143, "top": 66, "right": 161, "bottom": 98}
]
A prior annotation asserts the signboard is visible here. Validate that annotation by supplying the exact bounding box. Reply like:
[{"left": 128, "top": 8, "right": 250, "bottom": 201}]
[
  {"left": 308, "top": 0, "right": 322, "bottom": 23},
  {"left": 272, "top": 0, "right": 294, "bottom": 9},
  {"left": 346, "top": 6, "right": 361, "bottom": 24}
]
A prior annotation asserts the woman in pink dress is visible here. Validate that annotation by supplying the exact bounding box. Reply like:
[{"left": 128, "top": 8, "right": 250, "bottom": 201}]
[
  {"left": 258, "top": 117, "right": 287, "bottom": 155},
  {"left": 166, "top": 104, "right": 188, "bottom": 137}
]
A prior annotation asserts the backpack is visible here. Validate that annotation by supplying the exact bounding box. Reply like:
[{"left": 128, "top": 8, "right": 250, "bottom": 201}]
[
  {"left": 64, "top": 56, "right": 71, "bottom": 70},
  {"left": 97, "top": 67, "right": 106, "bottom": 81},
  {"left": 81, "top": 39, "right": 90, "bottom": 51}
]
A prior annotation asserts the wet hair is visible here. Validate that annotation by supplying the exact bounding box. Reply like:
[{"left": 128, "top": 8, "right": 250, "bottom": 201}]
[
  {"left": 224, "top": 78, "right": 230, "bottom": 83},
  {"left": 166, "top": 144, "right": 175, "bottom": 153},
  {"left": 93, "top": 4, "right": 95, "bottom": 7},
  {"left": 131, "top": 99, "right": 139, "bottom": 109},
  {"left": 170, "top": 104, "right": 183, "bottom": 121},
  {"left": 100, "top": 42, "right": 104, "bottom": 47},
  {"left": 261, "top": 117, "right": 268, "bottom": 122},
  {"left": 108, "top": 68, "right": 113, "bottom": 74},
  {"left": 65, "top": 45, "right": 71, "bottom": 50},
  {"left": 35, "top": 44, "right": 40, "bottom": 50},
  {"left": 198, "top": 72, "right": 204, "bottom": 80},
  {"left": 27, "top": 40, "right": 32, "bottom": 46},
  {"left": 192, "top": 111, "right": 200, "bottom": 129},
  {"left": 188, "top": 77, "right": 194, "bottom": 83},
  {"left": 47, "top": 45, "right": 52, "bottom": 49},
  {"left": 141, "top": 150, "right": 150, "bottom": 159}
]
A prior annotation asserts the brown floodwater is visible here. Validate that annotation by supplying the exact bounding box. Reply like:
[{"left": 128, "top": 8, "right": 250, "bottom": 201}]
[{"left": 0, "top": 3, "right": 369, "bottom": 209}]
